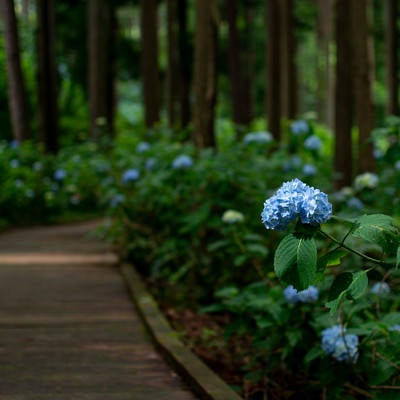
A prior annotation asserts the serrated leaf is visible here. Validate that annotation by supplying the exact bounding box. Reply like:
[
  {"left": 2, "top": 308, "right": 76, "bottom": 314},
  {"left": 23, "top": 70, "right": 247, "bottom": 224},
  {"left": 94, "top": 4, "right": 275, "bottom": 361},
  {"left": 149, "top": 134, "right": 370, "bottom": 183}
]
[
  {"left": 347, "top": 270, "right": 368, "bottom": 300},
  {"left": 318, "top": 249, "right": 347, "bottom": 272},
  {"left": 352, "top": 214, "right": 399, "bottom": 255},
  {"left": 274, "top": 234, "right": 317, "bottom": 290},
  {"left": 328, "top": 272, "right": 353, "bottom": 301}
]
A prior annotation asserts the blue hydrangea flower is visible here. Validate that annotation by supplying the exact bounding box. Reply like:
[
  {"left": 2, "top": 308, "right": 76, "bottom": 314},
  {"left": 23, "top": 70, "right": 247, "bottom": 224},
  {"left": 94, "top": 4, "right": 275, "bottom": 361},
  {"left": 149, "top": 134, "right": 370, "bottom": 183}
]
[
  {"left": 284, "top": 285, "right": 319, "bottom": 304},
  {"left": 389, "top": 325, "right": 400, "bottom": 333},
  {"left": 122, "top": 168, "right": 140, "bottom": 183},
  {"left": 145, "top": 157, "right": 157, "bottom": 171},
  {"left": 302, "top": 164, "right": 317, "bottom": 176},
  {"left": 321, "top": 325, "right": 359, "bottom": 363},
  {"left": 136, "top": 141, "right": 151, "bottom": 153},
  {"left": 354, "top": 172, "right": 378, "bottom": 190},
  {"left": 10, "top": 159, "right": 19, "bottom": 168},
  {"left": 243, "top": 131, "right": 273, "bottom": 144},
  {"left": 172, "top": 154, "right": 193, "bottom": 169},
  {"left": 9, "top": 140, "right": 20, "bottom": 149},
  {"left": 261, "top": 179, "right": 332, "bottom": 230},
  {"left": 304, "top": 135, "right": 322, "bottom": 151},
  {"left": 110, "top": 194, "right": 125, "bottom": 208},
  {"left": 54, "top": 169, "right": 66, "bottom": 181},
  {"left": 290, "top": 120, "right": 309, "bottom": 136},
  {"left": 370, "top": 282, "right": 390, "bottom": 295},
  {"left": 395, "top": 160, "right": 400, "bottom": 171},
  {"left": 282, "top": 156, "right": 302, "bottom": 172},
  {"left": 346, "top": 197, "right": 363, "bottom": 210}
]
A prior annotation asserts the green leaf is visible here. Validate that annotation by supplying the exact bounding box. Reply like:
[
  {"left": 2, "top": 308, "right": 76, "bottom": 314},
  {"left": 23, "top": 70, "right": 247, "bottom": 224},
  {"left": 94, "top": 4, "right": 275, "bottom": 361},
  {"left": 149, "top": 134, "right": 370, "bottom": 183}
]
[
  {"left": 247, "top": 243, "right": 269, "bottom": 257},
  {"left": 318, "top": 249, "right": 347, "bottom": 272},
  {"left": 325, "top": 271, "right": 368, "bottom": 315},
  {"left": 274, "top": 234, "right": 317, "bottom": 290},
  {"left": 352, "top": 214, "right": 399, "bottom": 256},
  {"left": 396, "top": 245, "right": 400, "bottom": 269}
]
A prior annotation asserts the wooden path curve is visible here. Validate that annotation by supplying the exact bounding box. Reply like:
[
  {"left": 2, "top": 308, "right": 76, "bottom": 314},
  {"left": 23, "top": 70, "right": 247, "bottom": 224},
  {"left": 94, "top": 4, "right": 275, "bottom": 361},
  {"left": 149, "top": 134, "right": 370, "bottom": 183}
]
[{"left": 0, "top": 221, "right": 197, "bottom": 399}]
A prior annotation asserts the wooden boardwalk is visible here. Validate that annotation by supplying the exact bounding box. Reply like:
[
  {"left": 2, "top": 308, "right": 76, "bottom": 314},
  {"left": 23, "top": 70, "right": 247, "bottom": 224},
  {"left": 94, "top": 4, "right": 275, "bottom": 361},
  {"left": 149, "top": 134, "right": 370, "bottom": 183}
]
[{"left": 0, "top": 221, "right": 198, "bottom": 399}]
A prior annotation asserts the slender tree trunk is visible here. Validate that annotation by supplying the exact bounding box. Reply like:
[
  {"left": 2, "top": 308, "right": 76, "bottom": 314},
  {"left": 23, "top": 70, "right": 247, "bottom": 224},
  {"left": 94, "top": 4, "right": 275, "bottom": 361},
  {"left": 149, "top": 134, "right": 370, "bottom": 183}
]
[
  {"left": 193, "top": 0, "right": 218, "bottom": 148},
  {"left": 167, "top": 0, "right": 179, "bottom": 127},
  {"left": 385, "top": 0, "right": 399, "bottom": 116},
  {"left": 334, "top": 0, "right": 353, "bottom": 189},
  {"left": 37, "top": 0, "right": 58, "bottom": 153},
  {"left": 140, "top": 0, "right": 160, "bottom": 128},
  {"left": 352, "top": 0, "right": 375, "bottom": 173},
  {"left": 0, "top": 0, "right": 30, "bottom": 142},
  {"left": 177, "top": 0, "right": 191, "bottom": 129},
  {"left": 266, "top": 0, "right": 281, "bottom": 141},
  {"left": 279, "top": 0, "right": 296, "bottom": 120},
  {"left": 316, "top": 0, "right": 333, "bottom": 125},
  {"left": 88, "top": 0, "right": 113, "bottom": 139},
  {"left": 226, "top": 0, "right": 251, "bottom": 128}
]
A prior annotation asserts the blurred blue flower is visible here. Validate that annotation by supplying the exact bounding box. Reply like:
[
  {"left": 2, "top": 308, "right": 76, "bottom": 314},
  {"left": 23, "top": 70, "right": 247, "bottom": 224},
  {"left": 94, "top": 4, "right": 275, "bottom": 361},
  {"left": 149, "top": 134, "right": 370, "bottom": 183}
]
[
  {"left": 136, "top": 141, "right": 151, "bottom": 153},
  {"left": 33, "top": 161, "right": 43, "bottom": 171},
  {"left": 54, "top": 169, "right": 66, "bottom": 181},
  {"left": 302, "top": 164, "right": 317, "bottom": 176},
  {"left": 9, "top": 140, "right": 20, "bottom": 149},
  {"left": 346, "top": 197, "right": 363, "bottom": 210},
  {"left": 304, "top": 135, "right": 322, "bottom": 151},
  {"left": 321, "top": 325, "right": 359, "bottom": 363},
  {"left": 145, "top": 157, "right": 158, "bottom": 171},
  {"left": 282, "top": 155, "right": 302, "bottom": 172},
  {"left": 284, "top": 285, "right": 319, "bottom": 304},
  {"left": 261, "top": 179, "right": 332, "bottom": 230},
  {"left": 370, "top": 282, "right": 390, "bottom": 295},
  {"left": 290, "top": 120, "right": 309, "bottom": 136},
  {"left": 389, "top": 325, "right": 400, "bottom": 333},
  {"left": 172, "top": 154, "right": 193, "bottom": 169},
  {"left": 395, "top": 160, "right": 400, "bottom": 171},
  {"left": 10, "top": 159, "right": 19, "bottom": 168},
  {"left": 110, "top": 194, "right": 125, "bottom": 208},
  {"left": 122, "top": 168, "right": 140, "bottom": 183},
  {"left": 354, "top": 172, "right": 378, "bottom": 190},
  {"left": 243, "top": 131, "right": 273, "bottom": 144}
]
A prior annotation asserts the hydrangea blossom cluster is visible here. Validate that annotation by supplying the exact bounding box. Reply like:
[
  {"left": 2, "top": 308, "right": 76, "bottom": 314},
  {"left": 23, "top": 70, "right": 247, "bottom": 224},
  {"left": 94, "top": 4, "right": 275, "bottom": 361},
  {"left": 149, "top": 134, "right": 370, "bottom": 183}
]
[
  {"left": 395, "top": 160, "right": 400, "bottom": 171},
  {"left": 221, "top": 210, "right": 245, "bottom": 224},
  {"left": 321, "top": 325, "right": 359, "bottom": 363},
  {"left": 122, "top": 168, "right": 140, "bottom": 183},
  {"left": 282, "top": 155, "right": 302, "bottom": 172},
  {"left": 54, "top": 169, "right": 66, "bottom": 181},
  {"left": 284, "top": 285, "right": 319, "bottom": 304},
  {"left": 346, "top": 197, "right": 363, "bottom": 210},
  {"left": 261, "top": 179, "right": 332, "bottom": 230},
  {"left": 302, "top": 163, "right": 317, "bottom": 176},
  {"left": 304, "top": 135, "right": 322, "bottom": 151},
  {"left": 389, "top": 325, "right": 400, "bottom": 333},
  {"left": 243, "top": 131, "right": 273, "bottom": 144},
  {"left": 370, "top": 282, "right": 390, "bottom": 295},
  {"left": 172, "top": 154, "right": 193, "bottom": 169},
  {"left": 354, "top": 172, "right": 378, "bottom": 190},
  {"left": 145, "top": 157, "right": 157, "bottom": 171},
  {"left": 290, "top": 120, "right": 309, "bottom": 136},
  {"left": 136, "top": 141, "right": 151, "bottom": 153}
]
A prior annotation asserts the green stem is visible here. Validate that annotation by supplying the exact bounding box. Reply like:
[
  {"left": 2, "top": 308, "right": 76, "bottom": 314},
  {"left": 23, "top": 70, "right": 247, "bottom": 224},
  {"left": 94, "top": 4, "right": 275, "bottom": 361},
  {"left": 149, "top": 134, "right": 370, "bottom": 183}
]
[{"left": 318, "top": 229, "right": 387, "bottom": 266}]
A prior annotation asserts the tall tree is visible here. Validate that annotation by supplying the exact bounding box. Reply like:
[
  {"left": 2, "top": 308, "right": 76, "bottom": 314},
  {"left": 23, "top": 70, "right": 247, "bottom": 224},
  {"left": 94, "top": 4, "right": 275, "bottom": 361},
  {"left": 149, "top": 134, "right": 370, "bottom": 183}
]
[
  {"left": 166, "top": 0, "right": 179, "bottom": 127},
  {"left": 88, "top": 0, "right": 115, "bottom": 139},
  {"left": 279, "top": 0, "right": 296, "bottom": 120},
  {"left": 316, "top": 0, "right": 334, "bottom": 127},
  {"left": 334, "top": 0, "right": 353, "bottom": 188},
  {"left": 140, "top": 0, "right": 160, "bottom": 128},
  {"left": 266, "top": 0, "right": 281, "bottom": 140},
  {"left": 226, "top": 0, "right": 252, "bottom": 129},
  {"left": 0, "top": 0, "right": 30, "bottom": 142},
  {"left": 385, "top": 0, "right": 399, "bottom": 116},
  {"left": 351, "top": 0, "right": 375, "bottom": 173},
  {"left": 177, "top": 0, "right": 191, "bottom": 129},
  {"left": 193, "top": 0, "right": 218, "bottom": 148},
  {"left": 37, "top": 0, "right": 58, "bottom": 153}
]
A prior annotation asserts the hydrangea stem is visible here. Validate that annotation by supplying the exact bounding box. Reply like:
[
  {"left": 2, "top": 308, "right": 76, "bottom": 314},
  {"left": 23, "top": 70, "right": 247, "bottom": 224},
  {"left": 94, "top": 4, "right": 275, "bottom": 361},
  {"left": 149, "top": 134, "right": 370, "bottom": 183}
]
[{"left": 318, "top": 229, "right": 387, "bottom": 266}]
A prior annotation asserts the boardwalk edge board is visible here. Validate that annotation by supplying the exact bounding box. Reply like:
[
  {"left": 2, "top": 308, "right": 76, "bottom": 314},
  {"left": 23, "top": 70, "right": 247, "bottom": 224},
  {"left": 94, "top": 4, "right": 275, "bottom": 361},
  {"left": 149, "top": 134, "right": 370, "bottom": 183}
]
[{"left": 120, "top": 263, "right": 243, "bottom": 400}]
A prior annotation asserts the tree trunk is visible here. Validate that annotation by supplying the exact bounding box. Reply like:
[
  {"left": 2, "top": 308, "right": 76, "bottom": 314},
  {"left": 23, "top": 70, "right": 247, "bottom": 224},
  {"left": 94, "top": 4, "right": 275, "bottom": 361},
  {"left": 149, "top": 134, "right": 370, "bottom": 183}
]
[
  {"left": 177, "top": 0, "right": 191, "bottom": 129},
  {"left": 316, "top": 0, "right": 334, "bottom": 126},
  {"left": 193, "top": 0, "right": 218, "bottom": 148},
  {"left": 351, "top": 0, "right": 375, "bottom": 173},
  {"left": 385, "top": 0, "right": 399, "bottom": 116},
  {"left": 37, "top": 0, "right": 58, "bottom": 153},
  {"left": 266, "top": 0, "right": 281, "bottom": 141},
  {"left": 334, "top": 0, "right": 353, "bottom": 189},
  {"left": 226, "top": 0, "right": 251, "bottom": 128},
  {"left": 279, "top": 0, "right": 296, "bottom": 120},
  {"left": 167, "top": 0, "right": 179, "bottom": 127},
  {"left": 88, "top": 0, "right": 113, "bottom": 139},
  {"left": 140, "top": 0, "right": 160, "bottom": 128},
  {"left": 0, "top": 0, "right": 30, "bottom": 142}
]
